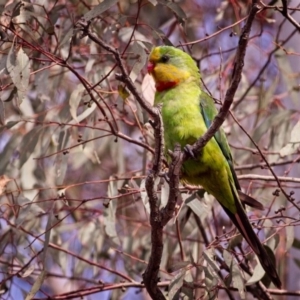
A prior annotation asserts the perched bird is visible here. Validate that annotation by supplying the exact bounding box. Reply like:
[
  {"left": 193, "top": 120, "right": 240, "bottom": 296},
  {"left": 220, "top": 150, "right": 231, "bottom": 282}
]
[{"left": 147, "top": 46, "right": 281, "bottom": 288}]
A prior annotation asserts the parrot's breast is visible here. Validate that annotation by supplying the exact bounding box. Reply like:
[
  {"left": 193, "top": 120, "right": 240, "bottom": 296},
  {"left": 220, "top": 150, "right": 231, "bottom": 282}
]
[{"left": 155, "top": 82, "right": 235, "bottom": 211}]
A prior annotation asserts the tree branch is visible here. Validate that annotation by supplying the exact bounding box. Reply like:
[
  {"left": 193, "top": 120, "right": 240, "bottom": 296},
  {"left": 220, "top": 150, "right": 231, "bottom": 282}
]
[
  {"left": 76, "top": 3, "right": 261, "bottom": 298},
  {"left": 75, "top": 19, "right": 157, "bottom": 119},
  {"left": 142, "top": 2, "right": 261, "bottom": 299},
  {"left": 189, "top": 1, "right": 261, "bottom": 156}
]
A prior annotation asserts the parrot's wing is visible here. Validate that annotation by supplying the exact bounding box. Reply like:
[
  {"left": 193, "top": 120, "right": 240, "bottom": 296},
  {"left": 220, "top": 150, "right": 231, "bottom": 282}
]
[
  {"left": 199, "top": 91, "right": 264, "bottom": 210},
  {"left": 199, "top": 92, "right": 241, "bottom": 190}
]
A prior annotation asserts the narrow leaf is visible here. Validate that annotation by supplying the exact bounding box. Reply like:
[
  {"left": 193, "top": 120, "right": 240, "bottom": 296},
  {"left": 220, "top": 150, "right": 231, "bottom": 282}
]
[
  {"left": 168, "top": 268, "right": 186, "bottom": 300},
  {"left": 0, "top": 99, "right": 5, "bottom": 125},
  {"left": 25, "top": 270, "right": 47, "bottom": 300},
  {"left": 280, "top": 120, "right": 300, "bottom": 157},
  {"left": 203, "top": 248, "right": 220, "bottom": 275},
  {"left": 69, "top": 85, "right": 84, "bottom": 122},
  {"left": 223, "top": 250, "right": 245, "bottom": 299},
  {"left": 129, "top": 42, "right": 147, "bottom": 83},
  {"left": 83, "top": 0, "right": 118, "bottom": 22},
  {"left": 6, "top": 46, "right": 30, "bottom": 103},
  {"left": 19, "top": 126, "right": 44, "bottom": 168},
  {"left": 246, "top": 256, "right": 265, "bottom": 286},
  {"left": 286, "top": 225, "right": 295, "bottom": 251}
]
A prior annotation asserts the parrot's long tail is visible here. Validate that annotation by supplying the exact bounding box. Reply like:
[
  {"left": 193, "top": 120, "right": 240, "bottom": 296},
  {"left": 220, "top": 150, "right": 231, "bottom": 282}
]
[{"left": 221, "top": 190, "right": 282, "bottom": 289}]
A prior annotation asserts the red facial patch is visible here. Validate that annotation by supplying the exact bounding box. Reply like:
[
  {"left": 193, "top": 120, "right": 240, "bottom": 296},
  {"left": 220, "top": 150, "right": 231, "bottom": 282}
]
[
  {"left": 147, "top": 62, "right": 155, "bottom": 73},
  {"left": 155, "top": 80, "right": 179, "bottom": 92}
]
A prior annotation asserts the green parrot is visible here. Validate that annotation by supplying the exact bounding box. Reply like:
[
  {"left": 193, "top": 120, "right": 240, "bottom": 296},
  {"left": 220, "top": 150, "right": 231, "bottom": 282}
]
[{"left": 147, "top": 46, "right": 281, "bottom": 288}]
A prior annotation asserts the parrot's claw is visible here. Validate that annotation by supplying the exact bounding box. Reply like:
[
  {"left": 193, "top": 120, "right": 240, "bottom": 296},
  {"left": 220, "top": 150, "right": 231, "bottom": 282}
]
[
  {"left": 184, "top": 144, "right": 195, "bottom": 159},
  {"left": 159, "top": 172, "right": 170, "bottom": 183}
]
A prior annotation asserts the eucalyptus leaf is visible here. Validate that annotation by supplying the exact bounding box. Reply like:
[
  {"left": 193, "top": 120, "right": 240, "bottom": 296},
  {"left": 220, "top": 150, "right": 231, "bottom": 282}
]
[
  {"left": 19, "top": 127, "right": 44, "bottom": 168},
  {"left": 168, "top": 268, "right": 186, "bottom": 300},
  {"left": 6, "top": 46, "right": 30, "bottom": 104},
  {"left": 83, "top": 0, "right": 118, "bottom": 21}
]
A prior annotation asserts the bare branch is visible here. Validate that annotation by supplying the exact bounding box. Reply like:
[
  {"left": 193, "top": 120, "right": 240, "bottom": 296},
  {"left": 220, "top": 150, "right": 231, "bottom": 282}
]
[{"left": 189, "top": 1, "right": 261, "bottom": 156}]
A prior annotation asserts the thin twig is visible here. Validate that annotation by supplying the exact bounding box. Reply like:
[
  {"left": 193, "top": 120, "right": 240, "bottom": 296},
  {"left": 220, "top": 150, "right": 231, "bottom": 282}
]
[{"left": 188, "top": 1, "right": 261, "bottom": 156}]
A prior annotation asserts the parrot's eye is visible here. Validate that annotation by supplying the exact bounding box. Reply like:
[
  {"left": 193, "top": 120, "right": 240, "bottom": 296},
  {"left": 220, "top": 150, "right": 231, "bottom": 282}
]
[{"left": 161, "top": 55, "right": 169, "bottom": 63}]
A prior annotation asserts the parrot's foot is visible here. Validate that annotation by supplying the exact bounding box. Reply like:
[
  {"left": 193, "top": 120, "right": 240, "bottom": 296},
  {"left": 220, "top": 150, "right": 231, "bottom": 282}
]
[
  {"left": 184, "top": 144, "right": 195, "bottom": 159},
  {"left": 159, "top": 172, "right": 169, "bottom": 183}
]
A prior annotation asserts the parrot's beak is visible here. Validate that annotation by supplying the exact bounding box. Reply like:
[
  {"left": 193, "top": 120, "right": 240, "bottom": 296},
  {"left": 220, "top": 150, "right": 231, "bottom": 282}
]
[{"left": 147, "top": 61, "right": 155, "bottom": 73}]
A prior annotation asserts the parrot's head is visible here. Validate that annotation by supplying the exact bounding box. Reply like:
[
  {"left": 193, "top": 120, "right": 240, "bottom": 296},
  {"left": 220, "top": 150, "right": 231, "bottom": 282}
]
[{"left": 147, "top": 46, "right": 200, "bottom": 92}]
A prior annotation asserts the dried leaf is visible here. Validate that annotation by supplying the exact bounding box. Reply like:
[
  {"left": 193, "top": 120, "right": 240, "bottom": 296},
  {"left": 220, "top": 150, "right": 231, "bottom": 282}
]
[
  {"left": 148, "top": 0, "right": 158, "bottom": 5},
  {"left": 6, "top": 46, "right": 30, "bottom": 104},
  {"left": 0, "top": 175, "right": 11, "bottom": 195},
  {"left": 19, "top": 126, "right": 44, "bottom": 168},
  {"left": 185, "top": 192, "right": 214, "bottom": 223},
  {"left": 42, "top": 211, "right": 53, "bottom": 264},
  {"left": 223, "top": 250, "right": 245, "bottom": 299},
  {"left": 104, "top": 179, "right": 121, "bottom": 246},
  {"left": 25, "top": 270, "right": 47, "bottom": 300},
  {"left": 203, "top": 248, "right": 220, "bottom": 276},
  {"left": 168, "top": 268, "right": 186, "bottom": 300},
  {"left": 160, "top": 178, "right": 169, "bottom": 208},
  {"left": 129, "top": 42, "right": 147, "bottom": 83},
  {"left": 0, "top": 111, "right": 10, "bottom": 137},
  {"left": 83, "top": 0, "right": 118, "bottom": 22},
  {"left": 69, "top": 85, "right": 85, "bottom": 123},
  {"left": 280, "top": 120, "right": 300, "bottom": 157},
  {"left": 285, "top": 225, "right": 295, "bottom": 252},
  {"left": 20, "top": 265, "right": 35, "bottom": 278},
  {"left": 158, "top": 0, "right": 187, "bottom": 24},
  {"left": 292, "top": 238, "right": 300, "bottom": 250},
  {"left": 141, "top": 73, "right": 155, "bottom": 106},
  {"left": 246, "top": 255, "right": 265, "bottom": 286},
  {"left": 78, "top": 221, "right": 96, "bottom": 245}
]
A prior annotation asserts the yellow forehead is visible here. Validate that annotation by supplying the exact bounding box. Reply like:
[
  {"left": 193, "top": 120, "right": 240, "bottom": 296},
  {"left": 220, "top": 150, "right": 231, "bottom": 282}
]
[{"left": 149, "top": 47, "right": 161, "bottom": 62}]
